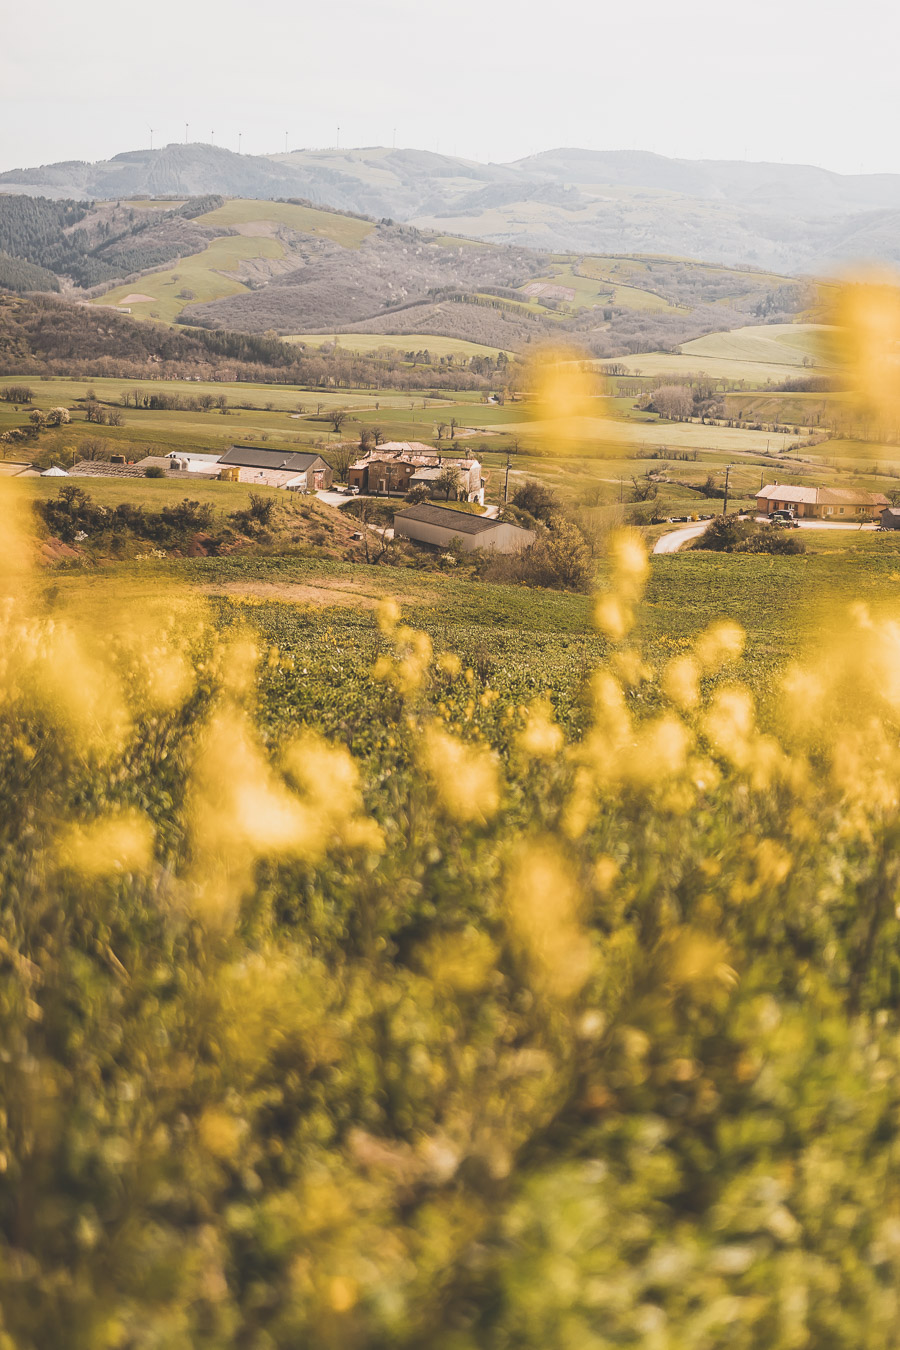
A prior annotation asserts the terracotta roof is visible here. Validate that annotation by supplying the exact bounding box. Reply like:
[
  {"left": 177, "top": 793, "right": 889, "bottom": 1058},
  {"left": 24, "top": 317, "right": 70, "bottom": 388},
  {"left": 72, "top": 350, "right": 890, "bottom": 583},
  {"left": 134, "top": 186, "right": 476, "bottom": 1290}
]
[
  {"left": 817, "top": 487, "right": 889, "bottom": 506},
  {"left": 757, "top": 485, "right": 818, "bottom": 504},
  {"left": 758, "top": 483, "right": 888, "bottom": 507}
]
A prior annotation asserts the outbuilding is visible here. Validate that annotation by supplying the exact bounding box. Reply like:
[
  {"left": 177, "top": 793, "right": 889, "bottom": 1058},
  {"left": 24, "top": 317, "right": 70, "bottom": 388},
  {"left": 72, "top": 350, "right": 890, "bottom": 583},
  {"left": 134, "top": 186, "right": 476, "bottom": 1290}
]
[
  {"left": 880, "top": 507, "right": 900, "bottom": 530},
  {"left": 218, "top": 446, "right": 333, "bottom": 490},
  {"left": 393, "top": 503, "right": 535, "bottom": 553}
]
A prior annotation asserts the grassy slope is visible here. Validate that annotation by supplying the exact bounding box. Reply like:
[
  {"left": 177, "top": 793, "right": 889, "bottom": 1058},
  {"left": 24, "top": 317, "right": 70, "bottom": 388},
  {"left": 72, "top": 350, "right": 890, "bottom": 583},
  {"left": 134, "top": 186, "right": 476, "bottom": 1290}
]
[
  {"left": 93, "top": 236, "right": 286, "bottom": 323},
  {"left": 91, "top": 199, "right": 372, "bottom": 325},
  {"left": 680, "top": 323, "right": 834, "bottom": 366},
  {"left": 197, "top": 199, "right": 374, "bottom": 249}
]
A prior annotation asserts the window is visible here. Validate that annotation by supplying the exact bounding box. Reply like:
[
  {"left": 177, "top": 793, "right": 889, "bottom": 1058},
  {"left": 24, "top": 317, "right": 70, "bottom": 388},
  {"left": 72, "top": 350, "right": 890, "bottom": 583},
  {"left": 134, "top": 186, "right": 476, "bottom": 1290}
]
[
  {"left": 839, "top": 507, "right": 845, "bottom": 515},
  {"left": 826, "top": 507, "right": 833, "bottom": 515}
]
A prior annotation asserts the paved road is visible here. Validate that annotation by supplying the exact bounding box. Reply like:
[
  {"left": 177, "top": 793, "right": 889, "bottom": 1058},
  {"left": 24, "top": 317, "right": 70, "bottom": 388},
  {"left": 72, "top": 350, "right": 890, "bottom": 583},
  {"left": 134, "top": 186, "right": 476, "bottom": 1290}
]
[{"left": 654, "top": 515, "right": 879, "bottom": 556}]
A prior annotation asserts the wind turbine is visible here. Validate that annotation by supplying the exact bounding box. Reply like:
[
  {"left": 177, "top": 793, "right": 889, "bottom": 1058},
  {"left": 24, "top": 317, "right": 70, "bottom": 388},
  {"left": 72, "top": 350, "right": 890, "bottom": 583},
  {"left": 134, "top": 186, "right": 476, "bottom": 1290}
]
[
  {"left": 285, "top": 130, "right": 289, "bottom": 153},
  {"left": 149, "top": 127, "right": 155, "bottom": 151},
  {"left": 184, "top": 122, "right": 189, "bottom": 145},
  {"left": 238, "top": 132, "right": 242, "bottom": 155}
]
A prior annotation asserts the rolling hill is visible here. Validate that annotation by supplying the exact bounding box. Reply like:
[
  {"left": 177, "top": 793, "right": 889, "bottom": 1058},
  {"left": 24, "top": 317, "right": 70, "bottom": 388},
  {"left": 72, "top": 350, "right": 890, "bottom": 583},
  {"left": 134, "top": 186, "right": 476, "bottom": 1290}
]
[
  {"left": 4, "top": 142, "right": 900, "bottom": 271},
  {"left": 0, "top": 190, "right": 812, "bottom": 358}
]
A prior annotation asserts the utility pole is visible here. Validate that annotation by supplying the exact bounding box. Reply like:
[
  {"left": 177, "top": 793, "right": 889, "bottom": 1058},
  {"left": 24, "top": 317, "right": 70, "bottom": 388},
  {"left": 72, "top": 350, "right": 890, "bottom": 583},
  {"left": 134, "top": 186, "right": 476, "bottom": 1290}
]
[{"left": 504, "top": 451, "right": 511, "bottom": 502}]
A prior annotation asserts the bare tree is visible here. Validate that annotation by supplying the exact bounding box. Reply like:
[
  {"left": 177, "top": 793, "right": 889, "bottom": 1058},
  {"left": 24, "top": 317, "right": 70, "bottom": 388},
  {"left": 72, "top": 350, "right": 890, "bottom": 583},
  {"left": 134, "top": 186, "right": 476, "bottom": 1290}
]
[
  {"left": 78, "top": 439, "right": 110, "bottom": 462},
  {"left": 329, "top": 409, "right": 348, "bottom": 434},
  {"left": 652, "top": 385, "right": 693, "bottom": 421},
  {"left": 326, "top": 442, "right": 356, "bottom": 483}
]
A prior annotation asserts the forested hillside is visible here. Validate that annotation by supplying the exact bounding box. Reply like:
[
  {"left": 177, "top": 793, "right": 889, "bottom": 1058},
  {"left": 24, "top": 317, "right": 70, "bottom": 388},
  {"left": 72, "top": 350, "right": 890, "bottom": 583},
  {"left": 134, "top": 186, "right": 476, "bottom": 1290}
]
[
  {"left": 0, "top": 292, "right": 510, "bottom": 389},
  {"left": 0, "top": 195, "right": 225, "bottom": 288}
]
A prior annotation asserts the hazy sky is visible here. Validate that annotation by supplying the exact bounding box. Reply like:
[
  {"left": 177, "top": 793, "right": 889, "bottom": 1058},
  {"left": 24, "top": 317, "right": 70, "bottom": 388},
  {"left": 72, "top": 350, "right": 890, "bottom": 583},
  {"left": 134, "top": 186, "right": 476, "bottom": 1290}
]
[{"left": 2, "top": 0, "right": 898, "bottom": 175}]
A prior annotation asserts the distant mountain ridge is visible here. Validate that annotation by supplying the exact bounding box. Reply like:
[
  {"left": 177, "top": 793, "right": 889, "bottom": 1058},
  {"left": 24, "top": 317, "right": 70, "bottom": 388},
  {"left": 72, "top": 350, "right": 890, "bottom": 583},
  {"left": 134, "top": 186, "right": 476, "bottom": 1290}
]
[{"left": 3, "top": 143, "right": 900, "bottom": 270}]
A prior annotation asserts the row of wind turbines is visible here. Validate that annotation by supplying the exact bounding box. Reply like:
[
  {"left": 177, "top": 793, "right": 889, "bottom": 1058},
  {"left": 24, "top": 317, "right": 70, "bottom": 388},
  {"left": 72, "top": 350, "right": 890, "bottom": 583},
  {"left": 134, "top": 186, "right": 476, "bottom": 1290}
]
[{"left": 146, "top": 126, "right": 399, "bottom": 155}]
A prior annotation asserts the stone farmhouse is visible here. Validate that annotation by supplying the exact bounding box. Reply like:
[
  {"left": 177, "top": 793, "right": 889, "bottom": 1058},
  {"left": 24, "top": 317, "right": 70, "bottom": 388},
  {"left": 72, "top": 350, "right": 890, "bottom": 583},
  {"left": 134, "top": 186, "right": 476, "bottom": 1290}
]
[
  {"left": 756, "top": 484, "right": 889, "bottom": 520},
  {"left": 393, "top": 503, "right": 535, "bottom": 554},
  {"left": 348, "top": 443, "right": 483, "bottom": 503}
]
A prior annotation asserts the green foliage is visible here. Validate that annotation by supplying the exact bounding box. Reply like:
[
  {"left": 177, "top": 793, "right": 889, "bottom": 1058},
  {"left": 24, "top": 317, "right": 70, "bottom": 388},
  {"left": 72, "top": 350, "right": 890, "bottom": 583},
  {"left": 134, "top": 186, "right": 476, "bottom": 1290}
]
[
  {"left": 694, "top": 514, "right": 806, "bottom": 555},
  {"left": 35, "top": 486, "right": 216, "bottom": 548},
  {"left": 512, "top": 478, "right": 558, "bottom": 523},
  {"left": 0, "top": 250, "right": 60, "bottom": 293}
]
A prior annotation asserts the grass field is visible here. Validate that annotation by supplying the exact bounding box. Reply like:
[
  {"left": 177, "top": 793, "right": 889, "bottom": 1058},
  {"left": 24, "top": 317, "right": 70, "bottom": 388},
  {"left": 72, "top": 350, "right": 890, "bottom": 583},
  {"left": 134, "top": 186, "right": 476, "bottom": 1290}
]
[
  {"left": 680, "top": 323, "right": 835, "bottom": 367},
  {"left": 94, "top": 235, "right": 286, "bottom": 324},
  {"left": 197, "top": 199, "right": 374, "bottom": 249},
  {"left": 518, "top": 262, "right": 677, "bottom": 314},
  {"left": 285, "top": 333, "right": 512, "bottom": 359},
  {"left": 33, "top": 528, "right": 900, "bottom": 710}
]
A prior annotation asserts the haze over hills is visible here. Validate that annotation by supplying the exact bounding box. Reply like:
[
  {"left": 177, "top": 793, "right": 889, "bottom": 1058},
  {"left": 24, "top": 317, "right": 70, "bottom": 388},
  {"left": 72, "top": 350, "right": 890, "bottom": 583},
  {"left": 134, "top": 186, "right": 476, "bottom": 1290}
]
[{"left": 4, "top": 143, "right": 900, "bottom": 271}]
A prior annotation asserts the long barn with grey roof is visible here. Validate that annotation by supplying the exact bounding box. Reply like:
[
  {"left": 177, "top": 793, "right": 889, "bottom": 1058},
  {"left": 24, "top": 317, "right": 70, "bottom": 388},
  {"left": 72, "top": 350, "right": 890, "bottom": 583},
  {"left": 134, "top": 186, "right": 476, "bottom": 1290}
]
[
  {"left": 218, "top": 446, "right": 333, "bottom": 490},
  {"left": 393, "top": 503, "right": 535, "bottom": 553}
]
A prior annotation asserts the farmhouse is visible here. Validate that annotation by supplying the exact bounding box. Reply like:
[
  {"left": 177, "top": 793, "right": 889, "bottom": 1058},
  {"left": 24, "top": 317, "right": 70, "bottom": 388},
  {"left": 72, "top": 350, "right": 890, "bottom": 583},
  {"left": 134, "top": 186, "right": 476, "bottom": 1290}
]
[
  {"left": 218, "top": 446, "right": 333, "bottom": 491},
  {"left": 757, "top": 484, "right": 889, "bottom": 520},
  {"left": 393, "top": 503, "right": 535, "bottom": 554},
  {"left": 349, "top": 443, "right": 483, "bottom": 502}
]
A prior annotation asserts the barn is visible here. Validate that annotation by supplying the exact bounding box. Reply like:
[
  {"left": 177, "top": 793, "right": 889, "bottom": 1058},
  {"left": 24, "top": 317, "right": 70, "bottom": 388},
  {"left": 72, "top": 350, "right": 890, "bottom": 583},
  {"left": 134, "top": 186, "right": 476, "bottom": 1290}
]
[{"left": 393, "top": 503, "right": 535, "bottom": 553}]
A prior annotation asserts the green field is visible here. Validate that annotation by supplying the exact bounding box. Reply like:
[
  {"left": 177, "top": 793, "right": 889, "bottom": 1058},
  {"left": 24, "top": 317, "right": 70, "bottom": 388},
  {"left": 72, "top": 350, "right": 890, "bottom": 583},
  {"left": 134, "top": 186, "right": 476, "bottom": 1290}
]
[
  {"left": 197, "top": 199, "right": 374, "bottom": 249},
  {"left": 519, "top": 262, "right": 676, "bottom": 315},
  {"left": 680, "top": 323, "right": 835, "bottom": 368},
  {"left": 94, "top": 235, "right": 286, "bottom": 323},
  {"left": 286, "top": 333, "right": 512, "bottom": 359}
]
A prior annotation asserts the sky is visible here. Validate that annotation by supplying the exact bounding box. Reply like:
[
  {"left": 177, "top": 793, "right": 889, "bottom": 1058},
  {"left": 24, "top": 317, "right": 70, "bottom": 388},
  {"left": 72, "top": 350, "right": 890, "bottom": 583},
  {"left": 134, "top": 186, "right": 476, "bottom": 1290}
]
[{"left": 2, "top": 0, "right": 899, "bottom": 175}]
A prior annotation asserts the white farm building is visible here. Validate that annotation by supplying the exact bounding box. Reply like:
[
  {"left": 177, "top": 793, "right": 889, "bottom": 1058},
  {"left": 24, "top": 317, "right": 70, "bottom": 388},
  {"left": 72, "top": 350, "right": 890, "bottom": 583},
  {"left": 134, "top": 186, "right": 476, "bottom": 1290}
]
[{"left": 393, "top": 503, "right": 535, "bottom": 553}]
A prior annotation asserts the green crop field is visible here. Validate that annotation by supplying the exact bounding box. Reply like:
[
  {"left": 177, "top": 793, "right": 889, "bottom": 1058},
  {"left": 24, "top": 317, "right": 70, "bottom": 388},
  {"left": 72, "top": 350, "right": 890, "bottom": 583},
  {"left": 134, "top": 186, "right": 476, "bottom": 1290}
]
[
  {"left": 612, "top": 351, "right": 822, "bottom": 384},
  {"left": 680, "top": 323, "right": 835, "bottom": 367}
]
